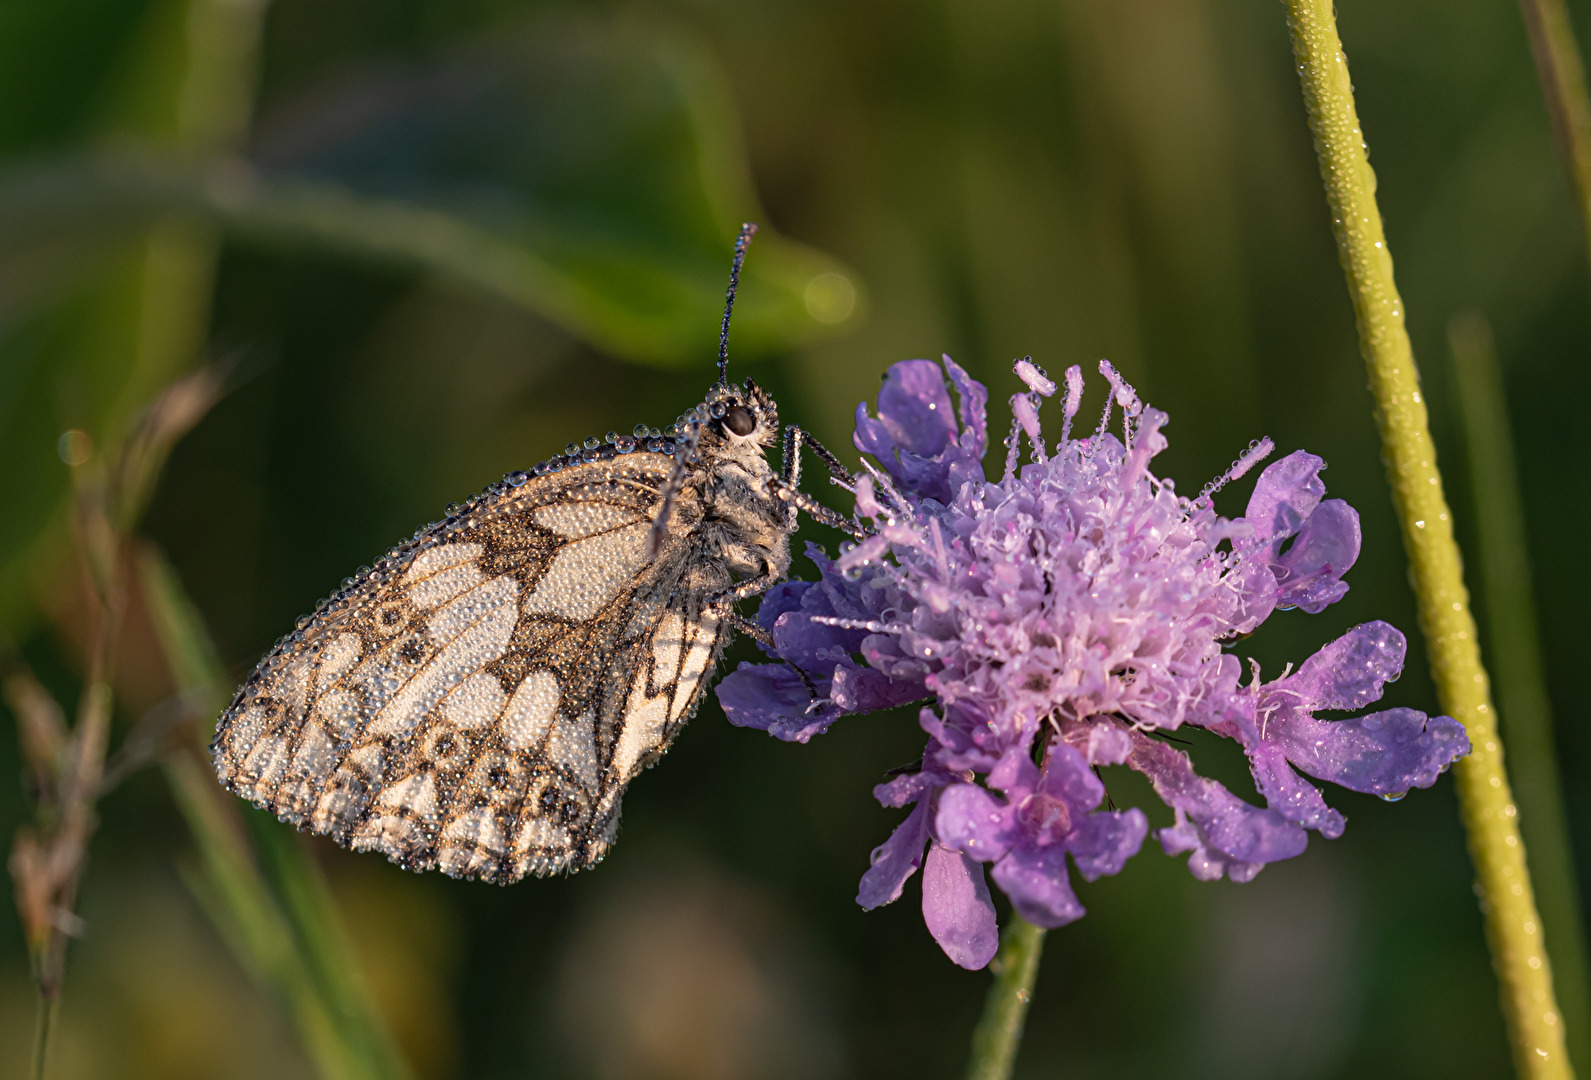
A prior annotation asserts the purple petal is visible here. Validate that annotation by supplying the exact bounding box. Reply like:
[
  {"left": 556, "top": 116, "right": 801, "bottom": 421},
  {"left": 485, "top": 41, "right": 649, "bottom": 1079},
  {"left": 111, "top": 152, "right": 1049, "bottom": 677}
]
[
  {"left": 1128, "top": 732, "right": 1308, "bottom": 879},
  {"left": 853, "top": 360, "right": 957, "bottom": 461},
  {"left": 990, "top": 846, "right": 1086, "bottom": 929},
  {"left": 986, "top": 745, "right": 1041, "bottom": 795},
  {"left": 853, "top": 400, "right": 896, "bottom": 463},
  {"left": 873, "top": 753, "right": 954, "bottom": 808},
  {"left": 1247, "top": 744, "right": 1346, "bottom": 838},
  {"left": 1275, "top": 499, "right": 1360, "bottom": 613},
  {"left": 830, "top": 664, "right": 927, "bottom": 714},
  {"left": 922, "top": 842, "right": 1000, "bottom": 969},
  {"left": 716, "top": 663, "right": 837, "bottom": 743},
  {"left": 1286, "top": 621, "right": 1406, "bottom": 712},
  {"left": 943, "top": 353, "right": 989, "bottom": 461},
  {"left": 1274, "top": 707, "right": 1470, "bottom": 797},
  {"left": 1159, "top": 813, "right": 1269, "bottom": 884},
  {"left": 754, "top": 581, "right": 813, "bottom": 639},
  {"left": 1086, "top": 725, "right": 1132, "bottom": 766},
  {"left": 1037, "top": 743, "right": 1105, "bottom": 814},
  {"left": 936, "top": 782, "right": 1017, "bottom": 862},
  {"left": 1067, "top": 808, "right": 1149, "bottom": 881},
  {"left": 858, "top": 800, "right": 931, "bottom": 910},
  {"left": 1245, "top": 450, "right": 1326, "bottom": 544},
  {"left": 853, "top": 359, "right": 990, "bottom": 503}
]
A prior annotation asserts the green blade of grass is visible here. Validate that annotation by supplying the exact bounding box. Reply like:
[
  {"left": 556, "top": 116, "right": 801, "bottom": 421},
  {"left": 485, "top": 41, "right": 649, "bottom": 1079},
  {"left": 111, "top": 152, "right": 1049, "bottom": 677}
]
[
  {"left": 140, "top": 544, "right": 414, "bottom": 1080},
  {"left": 1449, "top": 313, "right": 1591, "bottom": 1074}
]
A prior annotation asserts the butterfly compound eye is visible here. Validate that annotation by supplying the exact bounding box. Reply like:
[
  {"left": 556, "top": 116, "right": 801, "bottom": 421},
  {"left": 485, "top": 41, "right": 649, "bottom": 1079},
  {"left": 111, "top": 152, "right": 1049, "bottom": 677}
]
[{"left": 723, "top": 405, "right": 757, "bottom": 437}]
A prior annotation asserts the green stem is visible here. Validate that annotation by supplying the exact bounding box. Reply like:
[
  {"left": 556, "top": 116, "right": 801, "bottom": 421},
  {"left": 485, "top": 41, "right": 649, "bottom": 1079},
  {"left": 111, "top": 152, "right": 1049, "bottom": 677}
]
[
  {"left": 30, "top": 993, "right": 56, "bottom": 1080},
  {"left": 1515, "top": 0, "right": 1591, "bottom": 275},
  {"left": 1283, "top": 2, "right": 1569, "bottom": 1076},
  {"left": 1450, "top": 314, "right": 1591, "bottom": 1073},
  {"left": 140, "top": 546, "right": 414, "bottom": 1080},
  {"left": 964, "top": 916, "right": 1046, "bottom": 1080}
]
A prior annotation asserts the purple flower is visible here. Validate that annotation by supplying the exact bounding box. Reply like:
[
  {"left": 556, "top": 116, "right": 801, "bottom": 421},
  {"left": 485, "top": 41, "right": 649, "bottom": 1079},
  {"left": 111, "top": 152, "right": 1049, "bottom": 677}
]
[
  {"left": 716, "top": 356, "right": 1470, "bottom": 967},
  {"left": 937, "top": 743, "right": 1148, "bottom": 930}
]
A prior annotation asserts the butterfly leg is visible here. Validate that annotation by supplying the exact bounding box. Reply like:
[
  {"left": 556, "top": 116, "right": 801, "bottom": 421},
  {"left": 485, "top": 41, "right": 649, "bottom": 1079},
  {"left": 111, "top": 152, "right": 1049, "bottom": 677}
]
[
  {"left": 768, "top": 479, "right": 868, "bottom": 541},
  {"left": 777, "top": 425, "right": 867, "bottom": 538},
  {"left": 782, "top": 424, "right": 856, "bottom": 488}
]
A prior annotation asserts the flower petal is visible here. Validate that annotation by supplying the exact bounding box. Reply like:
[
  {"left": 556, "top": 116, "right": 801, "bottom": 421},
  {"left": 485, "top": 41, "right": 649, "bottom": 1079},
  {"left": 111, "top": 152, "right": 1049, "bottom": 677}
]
[
  {"left": 944, "top": 353, "right": 989, "bottom": 461},
  {"left": 716, "top": 663, "right": 837, "bottom": 743},
  {"left": 1128, "top": 731, "right": 1308, "bottom": 879},
  {"left": 857, "top": 799, "right": 931, "bottom": 910},
  {"left": 1286, "top": 621, "right": 1406, "bottom": 712},
  {"left": 1247, "top": 743, "right": 1346, "bottom": 838},
  {"left": 1245, "top": 450, "right": 1326, "bottom": 544},
  {"left": 1274, "top": 706, "right": 1470, "bottom": 798},
  {"left": 1274, "top": 498, "right": 1360, "bottom": 613},
  {"left": 936, "top": 782, "right": 1017, "bottom": 862},
  {"left": 922, "top": 842, "right": 1000, "bottom": 969},
  {"left": 830, "top": 664, "right": 926, "bottom": 714},
  {"left": 1067, "top": 808, "right": 1149, "bottom": 881},
  {"left": 990, "top": 846, "right": 1086, "bottom": 929},
  {"left": 1036, "top": 743, "right": 1105, "bottom": 813}
]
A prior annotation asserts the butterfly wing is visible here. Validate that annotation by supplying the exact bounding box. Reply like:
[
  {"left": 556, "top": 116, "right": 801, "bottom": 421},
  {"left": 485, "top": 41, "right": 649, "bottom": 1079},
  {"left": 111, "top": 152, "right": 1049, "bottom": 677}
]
[{"left": 211, "top": 453, "right": 730, "bottom": 881}]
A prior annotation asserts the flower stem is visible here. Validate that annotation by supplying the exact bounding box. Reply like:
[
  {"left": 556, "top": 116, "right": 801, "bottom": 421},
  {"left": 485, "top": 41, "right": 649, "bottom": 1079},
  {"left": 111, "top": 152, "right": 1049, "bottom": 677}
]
[
  {"left": 1283, "top": 2, "right": 1570, "bottom": 1076},
  {"left": 964, "top": 916, "right": 1046, "bottom": 1080},
  {"left": 1515, "top": 0, "right": 1591, "bottom": 276}
]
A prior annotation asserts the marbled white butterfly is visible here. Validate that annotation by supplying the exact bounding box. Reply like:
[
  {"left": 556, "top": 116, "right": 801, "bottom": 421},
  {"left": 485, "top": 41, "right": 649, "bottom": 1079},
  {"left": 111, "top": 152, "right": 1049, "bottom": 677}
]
[{"left": 211, "top": 224, "right": 860, "bottom": 881}]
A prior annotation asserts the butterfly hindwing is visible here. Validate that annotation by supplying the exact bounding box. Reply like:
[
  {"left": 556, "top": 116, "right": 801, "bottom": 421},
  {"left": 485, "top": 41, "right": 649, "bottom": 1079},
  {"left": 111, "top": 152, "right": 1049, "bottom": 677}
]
[{"left": 212, "top": 452, "right": 730, "bottom": 882}]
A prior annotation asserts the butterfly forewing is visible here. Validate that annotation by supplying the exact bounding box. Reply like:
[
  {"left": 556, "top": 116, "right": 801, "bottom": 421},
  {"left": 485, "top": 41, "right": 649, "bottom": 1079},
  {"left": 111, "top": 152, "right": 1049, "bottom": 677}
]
[{"left": 212, "top": 451, "right": 730, "bottom": 881}]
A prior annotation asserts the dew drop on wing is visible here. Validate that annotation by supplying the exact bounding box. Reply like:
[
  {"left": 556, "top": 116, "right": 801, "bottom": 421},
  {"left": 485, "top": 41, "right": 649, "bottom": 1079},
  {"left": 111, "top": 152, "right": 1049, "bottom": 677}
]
[
  {"left": 565, "top": 442, "right": 580, "bottom": 457},
  {"left": 1380, "top": 791, "right": 1407, "bottom": 803}
]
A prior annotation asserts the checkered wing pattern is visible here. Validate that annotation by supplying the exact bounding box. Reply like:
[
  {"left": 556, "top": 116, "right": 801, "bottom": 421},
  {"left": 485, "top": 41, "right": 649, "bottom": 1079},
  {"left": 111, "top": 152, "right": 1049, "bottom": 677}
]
[{"left": 211, "top": 453, "right": 729, "bottom": 881}]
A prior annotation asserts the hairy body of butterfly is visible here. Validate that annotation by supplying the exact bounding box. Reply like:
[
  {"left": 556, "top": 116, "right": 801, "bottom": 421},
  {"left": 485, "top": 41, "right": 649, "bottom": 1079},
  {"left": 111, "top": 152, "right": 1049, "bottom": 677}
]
[{"left": 211, "top": 225, "right": 860, "bottom": 882}]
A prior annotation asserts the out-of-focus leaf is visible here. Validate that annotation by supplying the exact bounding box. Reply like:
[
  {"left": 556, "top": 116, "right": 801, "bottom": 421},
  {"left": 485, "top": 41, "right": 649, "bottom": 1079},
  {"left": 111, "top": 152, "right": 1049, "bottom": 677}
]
[
  {"left": 251, "top": 11, "right": 862, "bottom": 365},
  {"left": 0, "top": 0, "right": 266, "bottom": 633},
  {"left": 0, "top": 15, "right": 862, "bottom": 371}
]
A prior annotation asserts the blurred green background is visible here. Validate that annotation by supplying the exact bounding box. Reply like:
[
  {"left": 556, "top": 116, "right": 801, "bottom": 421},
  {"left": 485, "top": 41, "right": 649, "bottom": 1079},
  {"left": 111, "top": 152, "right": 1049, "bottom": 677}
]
[{"left": 1, "top": 0, "right": 1588, "bottom": 1077}]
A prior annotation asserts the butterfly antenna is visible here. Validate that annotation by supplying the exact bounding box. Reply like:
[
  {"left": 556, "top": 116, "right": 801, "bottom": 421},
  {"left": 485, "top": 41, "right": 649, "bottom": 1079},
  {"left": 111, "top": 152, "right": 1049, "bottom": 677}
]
[{"left": 718, "top": 222, "right": 758, "bottom": 385}]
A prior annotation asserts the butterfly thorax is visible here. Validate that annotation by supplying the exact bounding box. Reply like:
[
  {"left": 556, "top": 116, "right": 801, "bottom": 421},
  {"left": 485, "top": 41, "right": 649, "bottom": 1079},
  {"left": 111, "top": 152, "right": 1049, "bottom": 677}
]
[{"left": 679, "top": 380, "right": 791, "bottom": 585}]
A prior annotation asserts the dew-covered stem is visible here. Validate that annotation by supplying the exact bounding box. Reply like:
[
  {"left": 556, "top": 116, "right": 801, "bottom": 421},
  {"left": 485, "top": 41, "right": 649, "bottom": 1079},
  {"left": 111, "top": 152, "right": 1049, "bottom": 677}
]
[
  {"left": 1450, "top": 314, "right": 1591, "bottom": 1073},
  {"left": 1284, "top": 2, "right": 1569, "bottom": 1074},
  {"left": 1516, "top": 0, "right": 1591, "bottom": 280},
  {"left": 964, "top": 916, "right": 1046, "bottom": 1080}
]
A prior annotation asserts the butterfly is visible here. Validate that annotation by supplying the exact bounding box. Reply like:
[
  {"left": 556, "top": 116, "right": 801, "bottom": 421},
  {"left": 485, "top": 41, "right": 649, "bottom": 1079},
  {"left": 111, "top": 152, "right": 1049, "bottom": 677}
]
[{"left": 210, "top": 224, "right": 860, "bottom": 882}]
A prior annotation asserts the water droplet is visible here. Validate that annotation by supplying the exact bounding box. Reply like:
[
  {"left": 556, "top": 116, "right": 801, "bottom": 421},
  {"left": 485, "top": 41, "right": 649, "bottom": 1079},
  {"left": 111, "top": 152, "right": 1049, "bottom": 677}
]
[
  {"left": 605, "top": 430, "right": 619, "bottom": 444},
  {"left": 634, "top": 423, "right": 651, "bottom": 439},
  {"left": 565, "top": 442, "right": 581, "bottom": 457},
  {"left": 1379, "top": 791, "right": 1407, "bottom": 803},
  {"left": 584, "top": 435, "right": 601, "bottom": 450}
]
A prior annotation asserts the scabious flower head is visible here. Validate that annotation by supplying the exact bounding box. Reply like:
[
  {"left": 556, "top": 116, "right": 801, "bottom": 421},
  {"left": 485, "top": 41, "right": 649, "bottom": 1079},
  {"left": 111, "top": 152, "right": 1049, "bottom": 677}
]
[{"left": 717, "top": 355, "right": 1470, "bottom": 969}]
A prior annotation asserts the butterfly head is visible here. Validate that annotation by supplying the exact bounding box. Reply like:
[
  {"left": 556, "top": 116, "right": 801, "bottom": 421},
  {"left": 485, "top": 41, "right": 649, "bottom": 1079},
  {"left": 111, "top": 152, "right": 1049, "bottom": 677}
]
[{"left": 698, "top": 377, "right": 779, "bottom": 451}]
